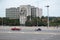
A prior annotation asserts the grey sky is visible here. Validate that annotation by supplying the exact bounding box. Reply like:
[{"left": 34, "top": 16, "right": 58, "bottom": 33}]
[{"left": 0, "top": 0, "right": 60, "bottom": 17}]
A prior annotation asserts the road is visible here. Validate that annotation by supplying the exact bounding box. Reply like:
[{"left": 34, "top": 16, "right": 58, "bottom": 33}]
[{"left": 0, "top": 27, "right": 60, "bottom": 40}]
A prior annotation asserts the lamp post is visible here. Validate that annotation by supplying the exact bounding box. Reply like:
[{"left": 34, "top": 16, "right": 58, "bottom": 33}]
[
  {"left": 2, "top": 17, "right": 3, "bottom": 27},
  {"left": 46, "top": 5, "right": 49, "bottom": 28},
  {"left": 37, "top": 17, "right": 38, "bottom": 27}
]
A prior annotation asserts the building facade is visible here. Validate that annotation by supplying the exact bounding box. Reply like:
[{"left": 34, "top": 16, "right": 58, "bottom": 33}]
[
  {"left": 6, "top": 7, "right": 20, "bottom": 19},
  {"left": 6, "top": 5, "right": 42, "bottom": 25}
]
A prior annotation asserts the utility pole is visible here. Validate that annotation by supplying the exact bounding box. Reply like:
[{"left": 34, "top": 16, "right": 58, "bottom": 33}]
[
  {"left": 37, "top": 17, "right": 38, "bottom": 27},
  {"left": 46, "top": 5, "right": 49, "bottom": 28},
  {"left": 2, "top": 17, "right": 3, "bottom": 27}
]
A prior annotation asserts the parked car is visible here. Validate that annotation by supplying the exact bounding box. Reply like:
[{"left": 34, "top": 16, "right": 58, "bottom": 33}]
[
  {"left": 11, "top": 27, "right": 21, "bottom": 31},
  {"left": 35, "top": 28, "right": 41, "bottom": 31}
]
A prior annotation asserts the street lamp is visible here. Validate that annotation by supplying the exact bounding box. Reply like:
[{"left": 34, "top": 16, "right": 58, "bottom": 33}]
[
  {"left": 46, "top": 5, "right": 49, "bottom": 28},
  {"left": 37, "top": 17, "right": 38, "bottom": 27},
  {"left": 2, "top": 17, "right": 3, "bottom": 27}
]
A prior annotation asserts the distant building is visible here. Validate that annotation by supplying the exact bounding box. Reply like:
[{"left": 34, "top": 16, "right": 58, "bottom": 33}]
[
  {"left": 6, "top": 5, "right": 42, "bottom": 25},
  {"left": 19, "top": 5, "right": 42, "bottom": 25},
  {"left": 6, "top": 7, "right": 20, "bottom": 19}
]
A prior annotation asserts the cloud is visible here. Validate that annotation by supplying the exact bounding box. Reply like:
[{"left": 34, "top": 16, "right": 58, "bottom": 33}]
[{"left": 0, "top": 0, "right": 60, "bottom": 17}]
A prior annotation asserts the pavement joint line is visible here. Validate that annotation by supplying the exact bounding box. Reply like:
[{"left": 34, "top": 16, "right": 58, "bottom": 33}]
[{"left": 0, "top": 32, "right": 60, "bottom": 35}]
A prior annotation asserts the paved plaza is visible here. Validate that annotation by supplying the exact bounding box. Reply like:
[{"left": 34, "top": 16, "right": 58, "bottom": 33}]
[{"left": 0, "top": 26, "right": 60, "bottom": 40}]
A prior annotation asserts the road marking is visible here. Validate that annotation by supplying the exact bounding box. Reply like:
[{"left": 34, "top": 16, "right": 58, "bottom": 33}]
[{"left": 0, "top": 31, "right": 60, "bottom": 35}]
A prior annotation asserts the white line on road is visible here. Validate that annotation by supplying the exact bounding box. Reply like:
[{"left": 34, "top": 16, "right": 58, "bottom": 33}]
[{"left": 0, "top": 31, "right": 60, "bottom": 35}]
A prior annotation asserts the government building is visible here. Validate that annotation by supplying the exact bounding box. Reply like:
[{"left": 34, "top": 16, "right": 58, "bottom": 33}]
[{"left": 6, "top": 5, "right": 42, "bottom": 25}]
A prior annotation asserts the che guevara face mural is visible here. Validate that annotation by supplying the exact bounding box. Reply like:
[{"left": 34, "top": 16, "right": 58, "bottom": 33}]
[{"left": 20, "top": 7, "right": 27, "bottom": 16}]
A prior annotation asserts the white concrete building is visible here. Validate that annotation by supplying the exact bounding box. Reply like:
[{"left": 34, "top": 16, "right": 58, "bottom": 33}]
[
  {"left": 6, "top": 7, "right": 20, "bottom": 19},
  {"left": 19, "top": 5, "right": 31, "bottom": 25},
  {"left": 19, "top": 5, "right": 42, "bottom": 25},
  {"left": 6, "top": 5, "right": 42, "bottom": 25}
]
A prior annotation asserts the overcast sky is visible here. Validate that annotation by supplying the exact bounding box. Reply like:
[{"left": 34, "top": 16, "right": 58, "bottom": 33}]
[{"left": 0, "top": 0, "right": 60, "bottom": 17}]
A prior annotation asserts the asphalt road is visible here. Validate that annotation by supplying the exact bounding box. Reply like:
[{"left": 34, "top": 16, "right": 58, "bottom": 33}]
[{"left": 0, "top": 27, "right": 60, "bottom": 40}]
